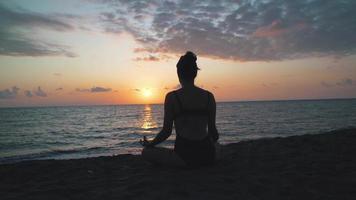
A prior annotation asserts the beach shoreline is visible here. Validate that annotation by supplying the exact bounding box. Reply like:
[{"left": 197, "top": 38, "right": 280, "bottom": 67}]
[{"left": 1, "top": 128, "right": 355, "bottom": 200}]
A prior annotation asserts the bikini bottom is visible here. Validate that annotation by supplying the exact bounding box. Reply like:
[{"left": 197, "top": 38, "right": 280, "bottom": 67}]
[{"left": 174, "top": 135, "right": 215, "bottom": 167}]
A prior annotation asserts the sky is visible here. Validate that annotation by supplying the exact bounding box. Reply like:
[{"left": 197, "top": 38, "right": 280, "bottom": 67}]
[{"left": 0, "top": 0, "right": 356, "bottom": 107}]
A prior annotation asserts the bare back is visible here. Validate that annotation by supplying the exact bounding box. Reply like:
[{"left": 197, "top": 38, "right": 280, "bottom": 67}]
[{"left": 167, "top": 86, "right": 216, "bottom": 140}]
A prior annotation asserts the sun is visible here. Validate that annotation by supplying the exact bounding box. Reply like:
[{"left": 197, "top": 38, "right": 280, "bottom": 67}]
[{"left": 142, "top": 88, "right": 152, "bottom": 98}]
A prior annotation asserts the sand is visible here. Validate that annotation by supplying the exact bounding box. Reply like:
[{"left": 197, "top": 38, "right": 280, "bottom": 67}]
[{"left": 1, "top": 128, "right": 355, "bottom": 200}]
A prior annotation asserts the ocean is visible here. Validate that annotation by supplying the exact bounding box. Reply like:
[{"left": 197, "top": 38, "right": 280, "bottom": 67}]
[{"left": 0, "top": 99, "right": 355, "bottom": 164}]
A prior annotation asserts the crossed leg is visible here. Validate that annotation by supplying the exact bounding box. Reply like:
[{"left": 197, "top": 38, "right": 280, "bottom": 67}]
[{"left": 141, "top": 147, "right": 186, "bottom": 167}]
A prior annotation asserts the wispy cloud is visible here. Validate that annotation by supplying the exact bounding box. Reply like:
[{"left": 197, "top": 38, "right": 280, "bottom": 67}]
[
  {"left": 133, "top": 52, "right": 172, "bottom": 62},
  {"left": 97, "top": 0, "right": 356, "bottom": 61},
  {"left": 321, "top": 78, "right": 354, "bottom": 88},
  {"left": 162, "top": 85, "right": 181, "bottom": 91},
  {"left": 34, "top": 86, "right": 47, "bottom": 97},
  {"left": 24, "top": 90, "right": 33, "bottom": 97},
  {"left": 76, "top": 88, "right": 90, "bottom": 92},
  {"left": 76, "top": 86, "right": 112, "bottom": 93},
  {"left": 0, "top": 3, "right": 77, "bottom": 57},
  {"left": 336, "top": 78, "right": 353, "bottom": 87},
  {"left": 133, "top": 55, "right": 160, "bottom": 62},
  {"left": 91, "top": 86, "right": 112, "bottom": 92},
  {"left": 0, "top": 86, "right": 19, "bottom": 99}
]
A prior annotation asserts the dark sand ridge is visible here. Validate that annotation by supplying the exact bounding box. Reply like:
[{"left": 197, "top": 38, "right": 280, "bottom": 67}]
[{"left": 1, "top": 128, "right": 355, "bottom": 200}]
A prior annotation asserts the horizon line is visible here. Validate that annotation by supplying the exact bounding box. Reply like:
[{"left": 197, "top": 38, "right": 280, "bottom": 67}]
[{"left": 1, "top": 97, "right": 355, "bottom": 109}]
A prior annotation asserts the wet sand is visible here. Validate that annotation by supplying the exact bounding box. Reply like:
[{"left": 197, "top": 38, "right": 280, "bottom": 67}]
[{"left": 1, "top": 128, "right": 355, "bottom": 200}]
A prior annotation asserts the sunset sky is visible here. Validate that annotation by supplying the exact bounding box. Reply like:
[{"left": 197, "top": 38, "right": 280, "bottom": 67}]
[{"left": 1, "top": 0, "right": 356, "bottom": 107}]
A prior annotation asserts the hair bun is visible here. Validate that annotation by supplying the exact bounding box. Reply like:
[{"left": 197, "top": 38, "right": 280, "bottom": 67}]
[
  {"left": 184, "top": 51, "right": 197, "bottom": 62},
  {"left": 176, "top": 51, "right": 198, "bottom": 70},
  {"left": 176, "top": 51, "right": 199, "bottom": 80}
]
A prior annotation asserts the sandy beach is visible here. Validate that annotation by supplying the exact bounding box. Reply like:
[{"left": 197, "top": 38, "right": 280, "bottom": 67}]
[{"left": 1, "top": 128, "right": 355, "bottom": 200}]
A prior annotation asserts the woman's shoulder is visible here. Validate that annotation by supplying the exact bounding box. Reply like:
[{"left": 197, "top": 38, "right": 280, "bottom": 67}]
[
  {"left": 166, "top": 89, "right": 179, "bottom": 97},
  {"left": 199, "top": 88, "right": 215, "bottom": 102},
  {"left": 196, "top": 87, "right": 213, "bottom": 96},
  {"left": 165, "top": 90, "right": 179, "bottom": 103}
]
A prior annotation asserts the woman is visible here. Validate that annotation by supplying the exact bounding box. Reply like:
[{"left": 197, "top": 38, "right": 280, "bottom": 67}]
[{"left": 140, "top": 51, "right": 219, "bottom": 168}]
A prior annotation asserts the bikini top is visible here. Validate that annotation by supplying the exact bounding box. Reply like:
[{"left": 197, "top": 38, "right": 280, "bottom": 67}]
[{"left": 173, "top": 90, "right": 210, "bottom": 119}]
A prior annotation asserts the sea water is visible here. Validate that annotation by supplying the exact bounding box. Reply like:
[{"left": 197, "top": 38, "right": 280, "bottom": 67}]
[{"left": 0, "top": 99, "right": 355, "bottom": 163}]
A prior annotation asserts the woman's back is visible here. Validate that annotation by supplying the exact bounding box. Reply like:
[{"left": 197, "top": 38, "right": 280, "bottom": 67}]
[{"left": 172, "top": 86, "right": 211, "bottom": 140}]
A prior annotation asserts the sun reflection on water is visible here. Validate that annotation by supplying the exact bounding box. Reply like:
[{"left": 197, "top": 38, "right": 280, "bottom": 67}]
[{"left": 140, "top": 104, "right": 158, "bottom": 133}]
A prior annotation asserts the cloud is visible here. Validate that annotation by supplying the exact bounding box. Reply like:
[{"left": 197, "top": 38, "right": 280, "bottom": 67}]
[
  {"left": 0, "top": 4, "right": 74, "bottom": 31},
  {"left": 336, "top": 78, "right": 353, "bottom": 87},
  {"left": 321, "top": 81, "right": 333, "bottom": 88},
  {"left": 91, "top": 86, "right": 112, "bottom": 92},
  {"left": 162, "top": 84, "right": 181, "bottom": 90},
  {"left": 132, "top": 52, "right": 173, "bottom": 62},
  {"left": 24, "top": 88, "right": 49, "bottom": 97},
  {"left": 97, "top": 0, "right": 356, "bottom": 61},
  {"left": 33, "top": 86, "right": 47, "bottom": 97},
  {"left": 24, "top": 90, "right": 33, "bottom": 97},
  {"left": 321, "top": 78, "right": 354, "bottom": 88},
  {"left": 0, "top": 86, "right": 19, "bottom": 99},
  {"left": 76, "top": 88, "right": 90, "bottom": 92},
  {"left": 0, "top": 3, "right": 77, "bottom": 57},
  {"left": 76, "top": 86, "right": 112, "bottom": 93},
  {"left": 0, "top": 37, "right": 78, "bottom": 57},
  {"left": 133, "top": 55, "right": 160, "bottom": 62}
]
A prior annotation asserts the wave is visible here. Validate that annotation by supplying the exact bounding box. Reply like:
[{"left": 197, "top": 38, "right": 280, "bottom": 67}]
[{"left": 0, "top": 145, "right": 107, "bottom": 165}]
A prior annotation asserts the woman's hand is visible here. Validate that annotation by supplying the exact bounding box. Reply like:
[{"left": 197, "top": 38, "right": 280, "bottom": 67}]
[{"left": 140, "top": 136, "right": 153, "bottom": 147}]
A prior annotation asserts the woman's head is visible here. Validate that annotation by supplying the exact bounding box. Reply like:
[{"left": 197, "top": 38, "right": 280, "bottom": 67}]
[{"left": 176, "top": 51, "right": 199, "bottom": 82}]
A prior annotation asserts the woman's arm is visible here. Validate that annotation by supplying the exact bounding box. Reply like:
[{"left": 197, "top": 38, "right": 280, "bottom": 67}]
[
  {"left": 144, "top": 93, "right": 174, "bottom": 147},
  {"left": 208, "top": 92, "right": 219, "bottom": 141}
]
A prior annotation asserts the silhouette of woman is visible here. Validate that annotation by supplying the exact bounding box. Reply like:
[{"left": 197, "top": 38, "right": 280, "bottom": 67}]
[{"left": 140, "top": 51, "right": 219, "bottom": 167}]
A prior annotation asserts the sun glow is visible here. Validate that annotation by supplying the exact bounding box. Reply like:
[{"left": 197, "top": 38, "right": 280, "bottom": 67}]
[{"left": 142, "top": 88, "right": 152, "bottom": 98}]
